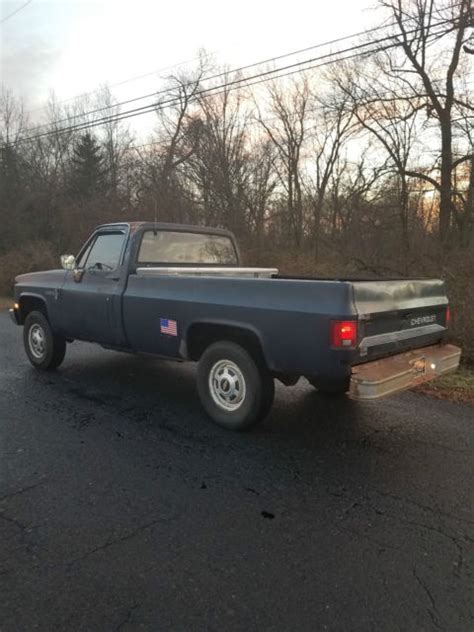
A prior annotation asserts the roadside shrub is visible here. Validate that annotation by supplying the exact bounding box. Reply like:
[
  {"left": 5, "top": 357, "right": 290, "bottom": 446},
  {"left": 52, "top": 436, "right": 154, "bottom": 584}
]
[
  {"left": 0, "top": 240, "right": 58, "bottom": 296},
  {"left": 443, "top": 253, "right": 474, "bottom": 366}
]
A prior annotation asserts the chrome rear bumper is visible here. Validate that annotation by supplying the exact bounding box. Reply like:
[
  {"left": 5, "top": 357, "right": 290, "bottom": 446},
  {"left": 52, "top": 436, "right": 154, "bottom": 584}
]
[{"left": 349, "top": 343, "right": 462, "bottom": 401}]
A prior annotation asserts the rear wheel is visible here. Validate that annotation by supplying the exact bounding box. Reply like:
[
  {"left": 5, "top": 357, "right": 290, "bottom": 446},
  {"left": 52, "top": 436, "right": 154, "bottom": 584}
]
[
  {"left": 197, "top": 341, "right": 274, "bottom": 431},
  {"left": 23, "top": 311, "right": 66, "bottom": 370}
]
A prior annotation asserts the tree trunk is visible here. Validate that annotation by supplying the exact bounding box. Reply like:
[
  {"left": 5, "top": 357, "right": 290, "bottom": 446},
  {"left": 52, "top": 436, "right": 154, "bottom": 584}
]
[
  {"left": 461, "top": 157, "right": 474, "bottom": 247},
  {"left": 399, "top": 176, "right": 410, "bottom": 259},
  {"left": 439, "top": 117, "right": 453, "bottom": 243},
  {"left": 313, "top": 199, "right": 322, "bottom": 263}
]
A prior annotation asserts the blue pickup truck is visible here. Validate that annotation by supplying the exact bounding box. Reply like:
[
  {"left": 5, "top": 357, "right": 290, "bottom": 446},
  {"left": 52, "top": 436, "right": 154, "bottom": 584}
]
[{"left": 10, "top": 222, "right": 461, "bottom": 430}]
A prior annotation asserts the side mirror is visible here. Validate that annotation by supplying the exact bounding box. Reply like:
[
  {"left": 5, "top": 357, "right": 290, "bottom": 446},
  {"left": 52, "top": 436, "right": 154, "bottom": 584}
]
[{"left": 61, "top": 254, "right": 76, "bottom": 271}]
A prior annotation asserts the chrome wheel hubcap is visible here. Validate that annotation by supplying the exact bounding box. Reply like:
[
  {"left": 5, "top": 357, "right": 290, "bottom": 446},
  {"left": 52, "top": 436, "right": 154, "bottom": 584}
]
[
  {"left": 209, "top": 359, "right": 246, "bottom": 411},
  {"left": 29, "top": 324, "right": 46, "bottom": 359}
]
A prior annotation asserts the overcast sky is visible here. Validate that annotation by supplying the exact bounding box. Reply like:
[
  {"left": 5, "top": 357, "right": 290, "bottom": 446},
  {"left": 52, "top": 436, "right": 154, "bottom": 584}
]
[{"left": 1, "top": 0, "right": 380, "bottom": 129}]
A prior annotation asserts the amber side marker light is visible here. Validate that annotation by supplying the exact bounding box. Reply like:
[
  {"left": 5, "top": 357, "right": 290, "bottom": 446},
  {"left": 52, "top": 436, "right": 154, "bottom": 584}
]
[
  {"left": 14, "top": 303, "right": 19, "bottom": 310},
  {"left": 446, "top": 305, "right": 451, "bottom": 328},
  {"left": 331, "top": 320, "right": 358, "bottom": 348}
]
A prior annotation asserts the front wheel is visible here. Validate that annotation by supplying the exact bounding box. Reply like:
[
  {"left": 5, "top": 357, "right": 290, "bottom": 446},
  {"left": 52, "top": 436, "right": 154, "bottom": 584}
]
[
  {"left": 23, "top": 311, "right": 66, "bottom": 370},
  {"left": 197, "top": 341, "right": 274, "bottom": 431}
]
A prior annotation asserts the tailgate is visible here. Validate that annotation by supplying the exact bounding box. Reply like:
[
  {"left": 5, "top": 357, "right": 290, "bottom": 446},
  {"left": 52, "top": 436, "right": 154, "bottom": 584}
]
[{"left": 352, "top": 279, "right": 449, "bottom": 362}]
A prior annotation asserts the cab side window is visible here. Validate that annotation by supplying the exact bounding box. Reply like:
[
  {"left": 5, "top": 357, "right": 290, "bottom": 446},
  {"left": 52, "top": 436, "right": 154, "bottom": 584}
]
[{"left": 82, "top": 232, "right": 125, "bottom": 271}]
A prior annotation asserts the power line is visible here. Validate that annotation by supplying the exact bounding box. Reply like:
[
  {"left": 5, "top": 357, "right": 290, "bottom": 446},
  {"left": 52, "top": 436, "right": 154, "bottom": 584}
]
[
  {"left": 14, "top": 19, "right": 453, "bottom": 145},
  {"left": 24, "top": 17, "right": 417, "bottom": 135},
  {"left": 17, "top": 45, "right": 401, "bottom": 143},
  {"left": 14, "top": 35, "right": 447, "bottom": 146},
  {"left": 0, "top": 0, "right": 33, "bottom": 25},
  {"left": 26, "top": 18, "right": 398, "bottom": 121},
  {"left": 129, "top": 103, "right": 342, "bottom": 153},
  {"left": 24, "top": 53, "right": 215, "bottom": 115}
]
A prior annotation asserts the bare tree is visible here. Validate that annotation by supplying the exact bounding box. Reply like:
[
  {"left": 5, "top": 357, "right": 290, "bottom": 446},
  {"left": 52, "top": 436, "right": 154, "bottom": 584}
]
[
  {"left": 374, "top": 0, "right": 473, "bottom": 243},
  {"left": 147, "top": 56, "right": 210, "bottom": 220},
  {"left": 0, "top": 88, "right": 29, "bottom": 250},
  {"left": 95, "top": 86, "right": 134, "bottom": 199},
  {"left": 256, "top": 78, "right": 310, "bottom": 248},
  {"left": 243, "top": 138, "right": 278, "bottom": 245},
  {"left": 451, "top": 78, "right": 474, "bottom": 245},
  {"left": 306, "top": 89, "right": 355, "bottom": 260},
  {"left": 184, "top": 76, "right": 251, "bottom": 235},
  {"left": 334, "top": 59, "right": 425, "bottom": 254}
]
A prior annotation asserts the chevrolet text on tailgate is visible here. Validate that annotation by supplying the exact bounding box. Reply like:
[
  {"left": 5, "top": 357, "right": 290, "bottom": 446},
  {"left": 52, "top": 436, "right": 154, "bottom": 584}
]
[{"left": 10, "top": 222, "right": 462, "bottom": 431}]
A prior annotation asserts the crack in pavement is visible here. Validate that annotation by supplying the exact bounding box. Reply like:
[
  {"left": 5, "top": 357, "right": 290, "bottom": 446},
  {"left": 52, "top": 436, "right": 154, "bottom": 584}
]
[
  {"left": 63, "top": 515, "right": 176, "bottom": 568},
  {"left": 374, "top": 490, "right": 474, "bottom": 527},
  {"left": 393, "top": 514, "right": 467, "bottom": 576},
  {"left": 413, "top": 566, "right": 445, "bottom": 631},
  {"left": 115, "top": 603, "right": 139, "bottom": 631},
  {"left": 0, "top": 482, "right": 44, "bottom": 503},
  {"left": 0, "top": 512, "right": 28, "bottom": 531},
  {"left": 338, "top": 493, "right": 471, "bottom": 580}
]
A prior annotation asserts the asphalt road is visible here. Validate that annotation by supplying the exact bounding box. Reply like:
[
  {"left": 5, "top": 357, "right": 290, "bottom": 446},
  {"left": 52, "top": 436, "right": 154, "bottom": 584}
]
[{"left": 0, "top": 311, "right": 473, "bottom": 632}]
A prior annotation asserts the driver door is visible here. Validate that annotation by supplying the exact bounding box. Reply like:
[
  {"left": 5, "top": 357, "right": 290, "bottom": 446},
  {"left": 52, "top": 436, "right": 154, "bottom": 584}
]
[{"left": 58, "top": 230, "right": 126, "bottom": 344}]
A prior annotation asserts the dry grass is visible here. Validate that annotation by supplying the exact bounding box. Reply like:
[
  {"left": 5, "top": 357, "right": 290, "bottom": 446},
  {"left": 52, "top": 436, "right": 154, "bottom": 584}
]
[
  {"left": 0, "top": 297, "right": 13, "bottom": 310},
  {"left": 417, "top": 365, "right": 474, "bottom": 407}
]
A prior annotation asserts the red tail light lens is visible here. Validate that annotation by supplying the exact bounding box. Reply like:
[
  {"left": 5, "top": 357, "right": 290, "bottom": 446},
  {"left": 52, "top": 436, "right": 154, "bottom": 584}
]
[
  {"left": 331, "top": 320, "right": 358, "bottom": 348},
  {"left": 446, "top": 306, "right": 451, "bottom": 328}
]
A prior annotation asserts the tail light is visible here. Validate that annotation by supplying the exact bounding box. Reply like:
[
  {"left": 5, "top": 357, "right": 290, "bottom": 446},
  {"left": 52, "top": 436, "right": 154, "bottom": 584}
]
[
  {"left": 331, "top": 320, "right": 358, "bottom": 348},
  {"left": 446, "top": 306, "right": 451, "bottom": 328}
]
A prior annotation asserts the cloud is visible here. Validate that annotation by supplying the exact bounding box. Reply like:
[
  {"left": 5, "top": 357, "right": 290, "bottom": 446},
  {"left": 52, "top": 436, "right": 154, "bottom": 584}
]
[{"left": 0, "top": 38, "right": 58, "bottom": 106}]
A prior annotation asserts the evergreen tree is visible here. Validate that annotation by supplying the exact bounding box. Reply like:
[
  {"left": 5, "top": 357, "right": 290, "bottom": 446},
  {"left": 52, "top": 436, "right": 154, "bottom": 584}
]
[
  {"left": 0, "top": 143, "right": 21, "bottom": 201},
  {"left": 69, "top": 133, "right": 106, "bottom": 199}
]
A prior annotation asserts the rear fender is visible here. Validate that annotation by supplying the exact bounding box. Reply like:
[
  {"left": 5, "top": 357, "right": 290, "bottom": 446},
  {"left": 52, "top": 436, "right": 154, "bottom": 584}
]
[{"left": 184, "top": 319, "right": 268, "bottom": 367}]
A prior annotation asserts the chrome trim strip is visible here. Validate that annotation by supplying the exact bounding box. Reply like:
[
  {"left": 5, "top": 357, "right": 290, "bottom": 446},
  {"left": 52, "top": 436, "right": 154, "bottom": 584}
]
[{"left": 360, "top": 323, "right": 445, "bottom": 351}]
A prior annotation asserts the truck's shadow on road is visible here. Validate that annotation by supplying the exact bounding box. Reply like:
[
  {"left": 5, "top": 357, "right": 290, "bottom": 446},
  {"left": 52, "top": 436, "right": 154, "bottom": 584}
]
[
  {"left": 32, "top": 345, "right": 386, "bottom": 455},
  {"left": 30, "top": 348, "right": 408, "bottom": 502}
]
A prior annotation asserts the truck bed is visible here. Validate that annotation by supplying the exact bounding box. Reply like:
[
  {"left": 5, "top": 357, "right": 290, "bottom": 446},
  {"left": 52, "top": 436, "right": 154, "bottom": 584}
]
[{"left": 123, "top": 270, "right": 449, "bottom": 376}]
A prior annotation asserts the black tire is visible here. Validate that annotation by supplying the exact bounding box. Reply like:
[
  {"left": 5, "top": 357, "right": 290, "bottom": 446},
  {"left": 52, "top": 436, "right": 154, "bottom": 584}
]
[
  {"left": 197, "top": 341, "right": 275, "bottom": 431},
  {"left": 307, "top": 377, "right": 349, "bottom": 397},
  {"left": 23, "top": 311, "right": 66, "bottom": 371}
]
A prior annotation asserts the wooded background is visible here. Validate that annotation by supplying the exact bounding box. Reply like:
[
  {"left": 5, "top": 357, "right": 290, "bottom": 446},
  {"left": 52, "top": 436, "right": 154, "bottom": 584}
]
[{"left": 1, "top": 0, "right": 473, "bottom": 360}]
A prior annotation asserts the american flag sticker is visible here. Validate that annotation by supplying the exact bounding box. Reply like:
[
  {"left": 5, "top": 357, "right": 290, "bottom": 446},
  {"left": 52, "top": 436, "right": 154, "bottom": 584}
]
[{"left": 160, "top": 318, "right": 178, "bottom": 336}]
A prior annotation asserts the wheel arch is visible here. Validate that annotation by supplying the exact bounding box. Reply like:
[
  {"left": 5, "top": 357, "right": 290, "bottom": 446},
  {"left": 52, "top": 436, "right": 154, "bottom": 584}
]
[
  {"left": 185, "top": 320, "right": 268, "bottom": 368},
  {"left": 18, "top": 294, "right": 49, "bottom": 325}
]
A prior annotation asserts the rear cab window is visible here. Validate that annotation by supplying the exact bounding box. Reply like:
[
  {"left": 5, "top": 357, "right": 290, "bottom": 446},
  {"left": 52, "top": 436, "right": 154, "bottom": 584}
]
[{"left": 137, "top": 230, "right": 238, "bottom": 266}]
